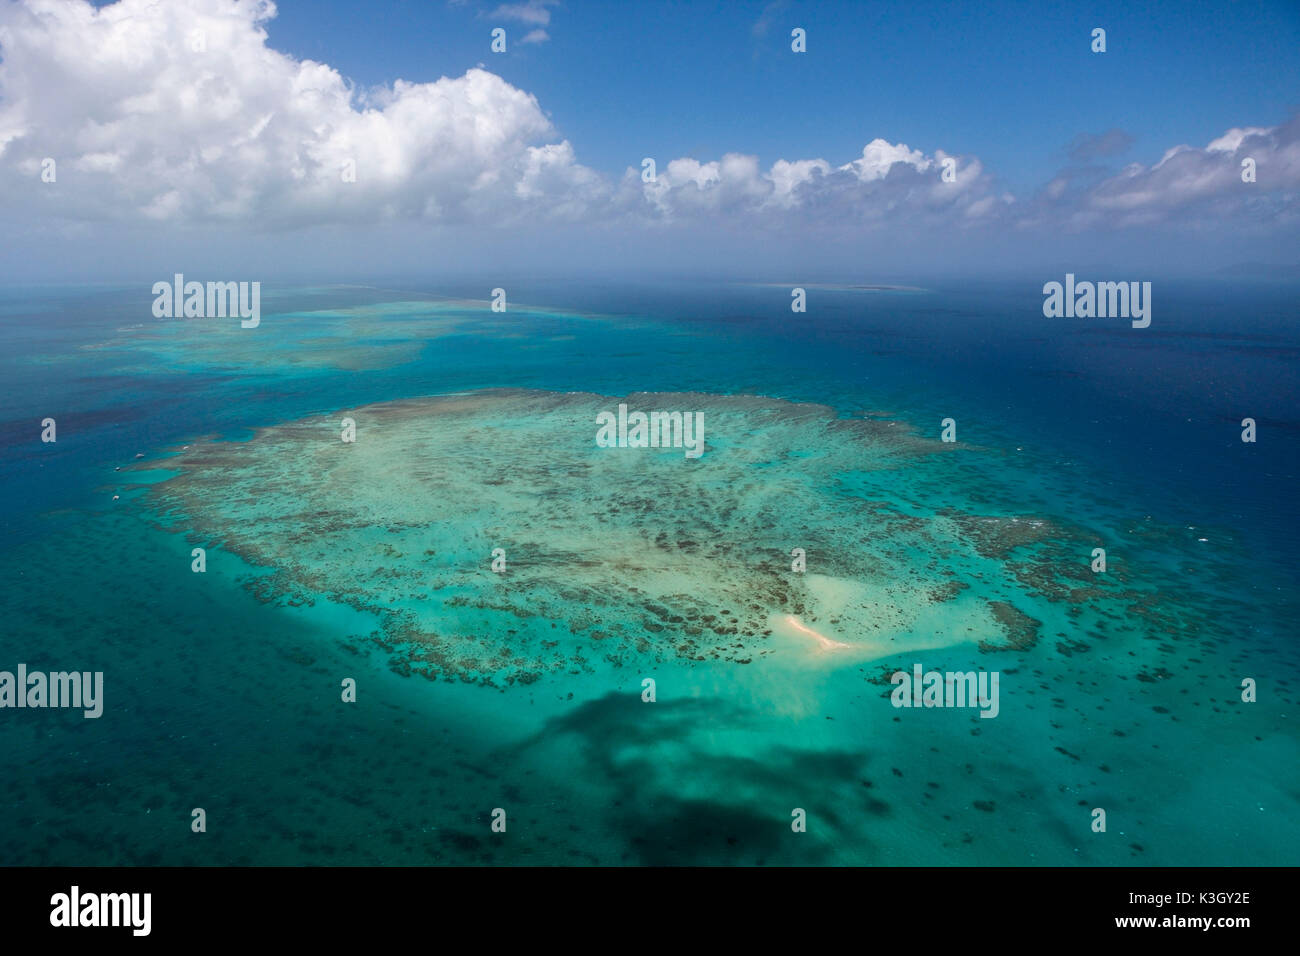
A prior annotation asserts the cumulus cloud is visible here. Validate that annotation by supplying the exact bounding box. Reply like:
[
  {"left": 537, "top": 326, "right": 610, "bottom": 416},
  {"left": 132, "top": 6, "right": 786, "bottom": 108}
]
[
  {"left": 840, "top": 139, "right": 931, "bottom": 182},
  {"left": 1061, "top": 115, "right": 1300, "bottom": 229},
  {"left": 0, "top": 0, "right": 1002, "bottom": 234},
  {"left": 0, "top": 0, "right": 610, "bottom": 227},
  {"left": 0, "top": 0, "right": 1294, "bottom": 242},
  {"left": 624, "top": 139, "right": 1004, "bottom": 230}
]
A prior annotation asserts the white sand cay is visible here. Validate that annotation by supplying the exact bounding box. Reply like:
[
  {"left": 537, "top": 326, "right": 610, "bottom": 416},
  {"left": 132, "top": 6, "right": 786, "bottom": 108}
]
[
  {"left": 765, "top": 572, "right": 995, "bottom": 666},
  {"left": 777, "top": 613, "right": 851, "bottom": 650}
]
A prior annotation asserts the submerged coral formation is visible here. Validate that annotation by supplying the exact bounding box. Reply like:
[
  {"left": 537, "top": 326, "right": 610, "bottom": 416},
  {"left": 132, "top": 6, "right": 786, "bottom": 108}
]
[{"left": 137, "top": 388, "right": 1108, "bottom": 685}]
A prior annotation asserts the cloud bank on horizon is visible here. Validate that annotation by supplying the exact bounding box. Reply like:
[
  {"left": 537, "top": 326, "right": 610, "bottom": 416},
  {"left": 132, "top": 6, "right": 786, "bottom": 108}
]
[{"left": 0, "top": 0, "right": 1296, "bottom": 270}]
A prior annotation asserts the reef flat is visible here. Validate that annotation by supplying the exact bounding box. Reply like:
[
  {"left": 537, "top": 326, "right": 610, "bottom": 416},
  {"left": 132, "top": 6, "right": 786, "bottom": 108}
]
[{"left": 137, "top": 388, "right": 1132, "bottom": 686}]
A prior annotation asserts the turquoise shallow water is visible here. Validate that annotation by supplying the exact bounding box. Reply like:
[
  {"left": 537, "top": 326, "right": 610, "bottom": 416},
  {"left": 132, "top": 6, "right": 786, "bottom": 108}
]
[{"left": 0, "top": 280, "right": 1296, "bottom": 865}]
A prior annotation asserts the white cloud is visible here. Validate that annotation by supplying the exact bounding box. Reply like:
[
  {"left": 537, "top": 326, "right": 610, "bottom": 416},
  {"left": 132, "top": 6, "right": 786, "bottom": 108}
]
[
  {"left": 768, "top": 159, "right": 831, "bottom": 207},
  {"left": 0, "top": 0, "right": 1293, "bottom": 242},
  {"left": 839, "top": 138, "right": 931, "bottom": 182},
  {"left": 1072, "top": 115, "right": 1300, "bottom": 228},
  {"left": 1207, "top": 126, "right": 1272, "bottom": 153},
  {"left": 488, "top": 1, "right": 557, "bottom": 27},
  {"left": 0, "top": 0, "right": 598, "bottom": 227},
  {"left": 628, "top": 142, "right": 1000, "bottom": 229}
]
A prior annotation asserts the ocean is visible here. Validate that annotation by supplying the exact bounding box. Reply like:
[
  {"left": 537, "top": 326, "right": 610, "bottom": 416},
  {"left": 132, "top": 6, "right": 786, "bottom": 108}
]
[{"left": 0, "top": 278, "right": 1296, "bottom": 865}]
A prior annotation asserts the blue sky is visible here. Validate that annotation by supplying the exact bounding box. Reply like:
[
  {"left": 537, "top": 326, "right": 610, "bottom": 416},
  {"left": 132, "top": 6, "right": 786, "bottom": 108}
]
[
  {"left": 4, "top": 0, "right": 1298, "bottom": 281},
  {"left": 265, "top": 0, "right": 1300, "bottom": 194}
]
